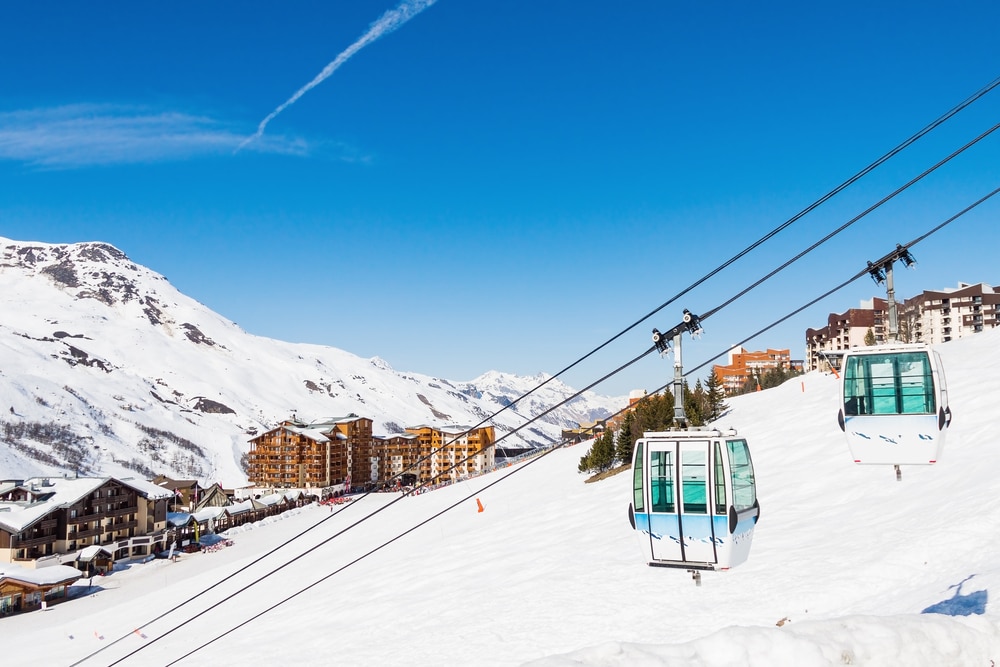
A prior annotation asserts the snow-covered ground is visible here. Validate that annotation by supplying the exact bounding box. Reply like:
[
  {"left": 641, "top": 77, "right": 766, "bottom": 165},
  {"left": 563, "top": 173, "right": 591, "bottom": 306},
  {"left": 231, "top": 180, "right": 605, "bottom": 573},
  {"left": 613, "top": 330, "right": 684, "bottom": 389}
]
[{"left": 4, "top": 328, "right": 1000, "bottom": 665}]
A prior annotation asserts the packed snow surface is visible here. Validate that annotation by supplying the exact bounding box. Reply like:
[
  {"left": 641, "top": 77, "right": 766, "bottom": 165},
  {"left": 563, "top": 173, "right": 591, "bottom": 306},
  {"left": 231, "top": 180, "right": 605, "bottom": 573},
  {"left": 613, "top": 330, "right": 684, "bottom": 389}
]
[{"left": 4, "top": 328, "right": 1000, "bottom": 665}]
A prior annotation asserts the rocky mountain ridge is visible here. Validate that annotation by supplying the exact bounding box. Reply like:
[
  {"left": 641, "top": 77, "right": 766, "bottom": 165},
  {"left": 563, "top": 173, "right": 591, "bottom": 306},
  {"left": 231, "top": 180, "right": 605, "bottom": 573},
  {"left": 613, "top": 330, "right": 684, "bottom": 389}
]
[{"left": 0, "top": 237, "right": 622, "bottom": 485}]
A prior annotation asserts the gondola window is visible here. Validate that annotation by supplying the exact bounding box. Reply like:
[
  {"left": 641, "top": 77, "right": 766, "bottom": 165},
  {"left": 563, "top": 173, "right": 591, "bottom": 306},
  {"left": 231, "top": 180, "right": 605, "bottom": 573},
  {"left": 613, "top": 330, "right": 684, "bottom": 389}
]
[
  {"left": 714, "top": 441, "right": 727, "bottom": 515},
  {"left": 844, "top": 352, "right": 936, "bottom": 416},
  {"left": 726, "top": 439, "right": 756, "bottom": 512},
  {"left": 632, "top": 442, "right": 644, "bottom": 513},
  {"left": 650, "top": 449, "right": 674, "bottom": 513},
  {"left": 681, "top": 449, "right": 708, "bottom": 514}
]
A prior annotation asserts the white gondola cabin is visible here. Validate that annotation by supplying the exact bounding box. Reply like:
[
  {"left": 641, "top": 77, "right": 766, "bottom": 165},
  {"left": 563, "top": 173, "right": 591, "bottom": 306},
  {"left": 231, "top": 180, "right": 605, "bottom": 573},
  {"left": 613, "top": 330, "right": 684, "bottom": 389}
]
[
  {"left": 627, "top": 429, "right": 760, "bottom": 571},
  {"left": 837, "top": 343, "right": 951, "bottom": 466}
]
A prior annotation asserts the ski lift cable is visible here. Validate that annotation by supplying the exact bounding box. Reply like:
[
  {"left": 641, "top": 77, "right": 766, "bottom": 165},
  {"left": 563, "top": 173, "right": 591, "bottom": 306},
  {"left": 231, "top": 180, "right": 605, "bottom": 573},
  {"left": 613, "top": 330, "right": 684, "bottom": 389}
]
[
  {"left": 683, "top": 184, "right": 1000, "bottom": 381},
  {"left": 700, "top": 120, "right": 1000, "bottom": 321},
  {"left": 330, "top": 72, "right": 1000, "bottom": 486},
  {"left": 102, "top": 347, "right": 655, "bottom": 667},
  {"left": 122, "top": 186, "right": 1000, "bottom": 666},
  {"left": 163, "top": 429, "right": 588, "bottom": 667},
  {"left": 69, "top": 76, "right": 1000, "bottom": 665},
  {"left": 79, "top": 341, "right": 658, "bottom": 666},
  {"left": 79, "top": 114, "right": 1000, "bottom": 664},
  {"left": 417, "top": 74, "right": 1000, "bottom": 484}
]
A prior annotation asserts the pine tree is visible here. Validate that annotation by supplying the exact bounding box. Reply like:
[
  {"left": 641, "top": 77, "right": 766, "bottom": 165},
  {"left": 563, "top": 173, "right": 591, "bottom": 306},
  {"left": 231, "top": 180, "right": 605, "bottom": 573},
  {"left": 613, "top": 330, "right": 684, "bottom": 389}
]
[
  {"left": 864, "top": 327, "right": 877, "bottom": 346},
  {"left": 705, "top": 371, "right": 728, "bottom": 421},
  {"left": 685, "top": 380, "right": 706, "bottom": 426},
  {"left": 614, "top": 411, "right": 637, "bottom": 465},
  {"left": 578, "top": 429, "right": 616, "bottom": 473},
  {"left": 634, "top": 392, "right": 674, "bottom": 432}
]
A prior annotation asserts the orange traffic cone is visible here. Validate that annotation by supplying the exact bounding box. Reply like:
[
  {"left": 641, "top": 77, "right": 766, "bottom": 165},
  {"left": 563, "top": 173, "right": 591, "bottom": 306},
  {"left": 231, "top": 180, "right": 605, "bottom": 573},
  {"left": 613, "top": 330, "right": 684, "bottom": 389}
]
[{"left": 476, "top": 498, "right": 484, "bottom": 513}]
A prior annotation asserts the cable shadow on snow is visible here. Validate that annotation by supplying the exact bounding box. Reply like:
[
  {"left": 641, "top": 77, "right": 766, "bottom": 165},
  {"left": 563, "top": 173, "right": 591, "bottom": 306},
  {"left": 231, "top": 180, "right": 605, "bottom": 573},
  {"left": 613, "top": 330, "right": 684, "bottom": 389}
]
[{"left": 921, "top": 574, "right": 988, "bottom": 617}]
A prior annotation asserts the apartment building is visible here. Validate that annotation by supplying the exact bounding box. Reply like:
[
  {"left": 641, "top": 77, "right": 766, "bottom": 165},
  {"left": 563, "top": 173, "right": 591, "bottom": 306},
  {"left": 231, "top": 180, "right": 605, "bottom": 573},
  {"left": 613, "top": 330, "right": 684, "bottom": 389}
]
[
  {"left": 0, "top": 476, "right": 172, "bottom": 566},
  {"left": 713, "top": 346, "right": 801, "bottom": 394},
  {"left": 805, "top": 283, "right": 998, "bottom": 371},
  {"left": 404, "top": 425, "right": 496, "bottom": 486},
  {"left": 805, "top": 298, "right": 888, "bottom": 371},
  {"left": 246, "top": 415, "right": 373, "bottom": 490},
  {"left": 372, "top": 432, "right": 421, "bottom": 486},
  {"left": 247, "top": 416, "right": 496, "bottom": 491},
  {"left": 901, "top": 282, "right": 1000, "bottom": 344}
]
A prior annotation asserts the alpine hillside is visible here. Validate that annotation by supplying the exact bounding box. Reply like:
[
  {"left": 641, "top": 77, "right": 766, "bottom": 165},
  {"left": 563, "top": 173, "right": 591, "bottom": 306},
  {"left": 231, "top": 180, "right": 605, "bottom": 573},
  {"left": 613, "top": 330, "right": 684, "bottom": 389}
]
[{"left": 0, "top": 237, "right": 623, "bottom": 485}]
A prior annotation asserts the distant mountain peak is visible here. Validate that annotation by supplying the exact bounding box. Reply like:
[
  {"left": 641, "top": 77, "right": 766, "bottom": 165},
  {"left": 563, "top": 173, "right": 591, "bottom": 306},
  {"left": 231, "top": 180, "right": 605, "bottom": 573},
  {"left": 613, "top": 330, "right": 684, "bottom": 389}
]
[{"left": 0, "top": 236, "right": 624, "bottom": 486}]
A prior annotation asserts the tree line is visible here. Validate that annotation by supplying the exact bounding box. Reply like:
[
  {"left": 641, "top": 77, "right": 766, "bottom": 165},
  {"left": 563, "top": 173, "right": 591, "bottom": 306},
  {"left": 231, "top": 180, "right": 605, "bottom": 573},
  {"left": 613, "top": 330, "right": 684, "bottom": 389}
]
[
  {"left": 578, "top": 364, "right": 803, "bottom": 475},
  {"left": 577, "top": 372, "right": 727, "bottom": 475},
  {"left": 729, "top": 364, "right": 803, "bottom": 396}
]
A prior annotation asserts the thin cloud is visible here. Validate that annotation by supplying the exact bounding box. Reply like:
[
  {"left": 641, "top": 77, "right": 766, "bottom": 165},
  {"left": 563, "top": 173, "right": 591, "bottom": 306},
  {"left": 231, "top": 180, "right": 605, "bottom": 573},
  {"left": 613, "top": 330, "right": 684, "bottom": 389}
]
[
  {"left": 0, "top": 104, "right": 307, "bottom": 168},
  {"left": 237, "top": 0, "right": 438, "bottom": 151}
]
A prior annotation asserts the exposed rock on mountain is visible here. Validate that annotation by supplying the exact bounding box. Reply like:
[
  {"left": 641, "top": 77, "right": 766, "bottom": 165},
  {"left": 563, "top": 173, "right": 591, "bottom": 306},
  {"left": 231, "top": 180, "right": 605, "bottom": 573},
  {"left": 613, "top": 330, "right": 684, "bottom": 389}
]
[{"left": 0, "top": 237, "right": 624, "bottom": 485}]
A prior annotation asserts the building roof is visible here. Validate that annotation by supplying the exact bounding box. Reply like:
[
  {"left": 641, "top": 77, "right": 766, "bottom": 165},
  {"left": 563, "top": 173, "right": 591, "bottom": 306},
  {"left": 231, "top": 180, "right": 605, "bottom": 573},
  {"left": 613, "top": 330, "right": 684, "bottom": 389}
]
[
  {"left": 0, "top": 475, "right": 176, "bottom": 535},
  {"left": 227, "top": 498, "right": 265, "bottom": 515},
  {"left": 0, "top": 563, "right": 82, "bottom": 587},
  {"left": 406, "top": 424, "right": 489, "bottom": 435},
  {"left": 77, "top": 545, "right": 113, "bottom": 562},
  {"left": 374, "top": 432, "right": 419, "bottom": 441},
  {"left": 192, "top": 506, "right": 228, "bottom": 522},
  {"left": 118, "top": 476, "right": 174, "bottom": 501},
  {"left": 166, "top": 512, "right": 193, "bottom": 527},
  {"left": 258, "top": 490, "right": 304, "bottom": 506},
  {"left": 0, "top": 477, "right": 107, "bottom": 533},
  {"left": 283, "top": 424, "right": 332, "bottom": 443},
  {"left": 154, "top": 477, "right": 200, "bottom": 491}
]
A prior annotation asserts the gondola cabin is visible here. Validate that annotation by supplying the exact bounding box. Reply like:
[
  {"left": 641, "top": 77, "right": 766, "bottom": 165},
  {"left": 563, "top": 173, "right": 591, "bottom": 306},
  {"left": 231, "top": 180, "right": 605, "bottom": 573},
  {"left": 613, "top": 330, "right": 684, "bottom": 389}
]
[
  {"left": 838, "top": 343, "right": 951, "bottom": 466},
  {"left": 627, "top": 429, "right": 759, "bottom": 571}
]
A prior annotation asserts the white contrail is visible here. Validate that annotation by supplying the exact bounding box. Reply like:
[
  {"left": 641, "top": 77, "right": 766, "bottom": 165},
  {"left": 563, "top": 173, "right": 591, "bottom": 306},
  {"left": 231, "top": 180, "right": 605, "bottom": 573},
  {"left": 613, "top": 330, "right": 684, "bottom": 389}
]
[{"left": 237, "top": 0, "right": 438, "bottom": 152}]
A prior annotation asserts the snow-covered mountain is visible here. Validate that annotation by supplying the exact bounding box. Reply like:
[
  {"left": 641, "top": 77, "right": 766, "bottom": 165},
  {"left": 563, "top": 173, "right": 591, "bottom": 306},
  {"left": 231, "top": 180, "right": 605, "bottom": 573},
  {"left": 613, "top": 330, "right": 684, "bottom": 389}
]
[{"left": 0, "top": 237, "right": 623, "bottom": 485}]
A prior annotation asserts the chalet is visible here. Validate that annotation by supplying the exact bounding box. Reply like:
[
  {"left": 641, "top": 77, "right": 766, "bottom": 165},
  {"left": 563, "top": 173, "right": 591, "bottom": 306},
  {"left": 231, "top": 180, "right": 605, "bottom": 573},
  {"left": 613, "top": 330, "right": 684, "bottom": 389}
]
[
  {"left": 0, "top": 563, "right": 81, "bottom": 615},
  {"left": 76, "top": 545, "right": 114, "bottom": 577},
  {"left": 192, "top": 482, "right": 231, "bottom": 511},
  {"left": 0, "top": 476, "right": 172, "bottom": 567},
  {"left": 226, "top": 498, "right": 269, "bottom": 526},
  {"left": 247, "top": 416, "right": 501, "bottom": 492},
  {"left": 561, "top": 420, "right": 607, "bottom": 444},
  {"left": 152, "top": 476, "right": 203, "bottom": 511}
]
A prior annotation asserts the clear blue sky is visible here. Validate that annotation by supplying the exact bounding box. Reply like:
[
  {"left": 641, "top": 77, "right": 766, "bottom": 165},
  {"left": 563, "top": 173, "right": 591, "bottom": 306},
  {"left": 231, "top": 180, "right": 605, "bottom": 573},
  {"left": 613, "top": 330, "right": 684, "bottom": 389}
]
[{"left": 3, "top": 1, "right": 999, "bottom": 396}]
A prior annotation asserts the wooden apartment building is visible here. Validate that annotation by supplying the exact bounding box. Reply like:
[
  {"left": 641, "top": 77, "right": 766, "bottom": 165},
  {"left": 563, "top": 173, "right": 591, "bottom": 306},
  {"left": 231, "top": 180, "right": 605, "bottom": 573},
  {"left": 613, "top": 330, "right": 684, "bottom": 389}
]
[
  {"left": 403, "top": 425, "right": 496, "bottom": 486},
  {"left": 247, "top": 418, "right": 496, "bottom": 490},
  {"left": 246, "top": 415, "right": 374, "bottom": 490}
]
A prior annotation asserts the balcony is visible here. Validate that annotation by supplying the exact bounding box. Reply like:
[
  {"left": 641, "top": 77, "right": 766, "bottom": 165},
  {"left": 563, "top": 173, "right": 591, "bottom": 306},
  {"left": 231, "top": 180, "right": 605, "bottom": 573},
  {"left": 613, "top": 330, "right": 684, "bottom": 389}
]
[
  {"left": 107, "top": 505, "right": 139, "bottom": 517},
  {"left": 68, "top": 511, "right": 103, "bottom": 525},
  {"left": 107, "top": 519, "right": 138, "bottom": 531},
  {"left": 71, "top": 526, "right": 102, "bottom": 539},
  {"left": 11, "top": 533, "right": 57, "bottom": 548}
]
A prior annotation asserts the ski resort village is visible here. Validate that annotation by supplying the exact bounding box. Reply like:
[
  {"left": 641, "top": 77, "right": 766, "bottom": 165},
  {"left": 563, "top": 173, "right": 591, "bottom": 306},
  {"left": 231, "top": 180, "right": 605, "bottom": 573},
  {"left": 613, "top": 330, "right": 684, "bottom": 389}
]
[
  {"left": 0, "top": 234, "right": 998, "bottom": 649},
  {"left": 3, "top": 4, "right": 1000, "bottom": 662}
]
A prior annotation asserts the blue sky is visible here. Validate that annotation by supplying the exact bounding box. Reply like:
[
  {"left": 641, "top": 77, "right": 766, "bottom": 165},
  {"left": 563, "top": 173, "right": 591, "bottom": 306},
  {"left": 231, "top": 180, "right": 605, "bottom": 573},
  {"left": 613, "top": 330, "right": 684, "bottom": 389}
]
[{"left": 3, "top": 1, "right": 999, "bottom": 397}]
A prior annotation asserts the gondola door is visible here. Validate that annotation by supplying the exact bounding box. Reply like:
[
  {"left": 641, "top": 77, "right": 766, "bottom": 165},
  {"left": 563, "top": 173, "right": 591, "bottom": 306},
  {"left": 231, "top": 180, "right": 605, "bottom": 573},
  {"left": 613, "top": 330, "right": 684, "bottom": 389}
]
[{"left": 645, "top": 439, "right": 718, "bottom": 567}]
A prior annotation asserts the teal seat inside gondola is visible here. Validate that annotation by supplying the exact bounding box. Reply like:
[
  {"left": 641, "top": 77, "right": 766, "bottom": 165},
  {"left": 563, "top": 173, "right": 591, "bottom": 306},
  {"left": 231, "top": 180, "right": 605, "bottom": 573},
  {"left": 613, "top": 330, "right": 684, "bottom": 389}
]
[
  {"left": 682, "top": 479, "right": 707, "bottom": 514},
  {"left": 651, "top": 478, "right": 674, "bottom": 513}
]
